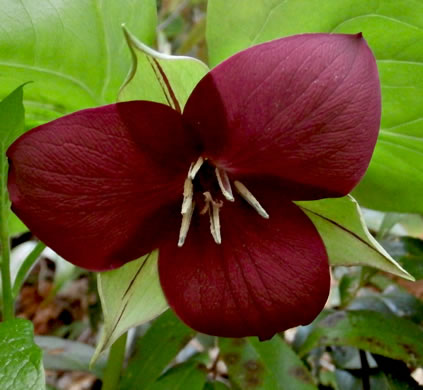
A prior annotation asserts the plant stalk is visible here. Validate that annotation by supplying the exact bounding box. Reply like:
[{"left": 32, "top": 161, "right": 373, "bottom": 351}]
[
  {"left": 102, "top": 332, "right": 128, "bottom": 390},
  {"left": 0, "top": 160, "right": 13, "bottom": 320}
]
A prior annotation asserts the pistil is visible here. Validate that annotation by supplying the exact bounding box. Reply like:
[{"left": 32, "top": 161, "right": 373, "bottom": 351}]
[
  {"left": 202, "top": 191, "right": 223, "bottom": 245},
  {"left": 177, "top": 158, "right": 270, "bottom": 247}
]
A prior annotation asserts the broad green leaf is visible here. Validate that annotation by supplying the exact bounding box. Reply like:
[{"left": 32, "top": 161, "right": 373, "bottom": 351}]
[
  {"left": 121, "top": 310, "right": 195, "bottom": 390},
  {"left": 296, "top": 196, "right": 413, "bottom": 280},
  {"left": 0, "top": 0, "right": 157, "bottom": 127},
  {"left": 149, "top": 361, "right": 208, "bottom": 390},
  {"left": 298, "top": 310, "right": 423, "bottom": 366},
  {"left": 220, "top": 336, "right": 317, "bottom": 390},
  {"left": 0, "top": 319, "right": 44, "bottom": 390},
  {"left": 119, "top": 26, "right": 209, "bottom": 110},
  {"left": 92, "top": 251, "right": 168, "bottom": 363},
  {"left": 35, "top": 336, "right": 106, "bottom": 377},
  {"left": 207, "top": 0, "right": 423, "bottom": 213}
]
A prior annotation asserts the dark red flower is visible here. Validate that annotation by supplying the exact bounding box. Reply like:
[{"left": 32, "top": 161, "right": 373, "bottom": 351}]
[{"left": 7, "top": 33, "right": 381, "bottom": 339}]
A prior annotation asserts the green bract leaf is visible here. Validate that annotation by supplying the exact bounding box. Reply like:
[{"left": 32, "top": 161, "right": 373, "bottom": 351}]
[
  {"left": 0, "top": 319, "right": 44, "bottom": 390},
  {"left": 92, "top": 251, "right": 168, "bottom": 364},
  {"left": 121, "top": 310, "right": 195, "bottom": 390},
  {"left": 296, "top": 196, "right": 413, "bottom": 280},
  {"left": 220, "top": 336, "right": 317, "bottom": 390},
  {"left": 207, "top": 0, "right": 423, "bottom": 213},
  {"left": 298, "top": 310, "right": 423, "bottom": 366},
  {"left": 119, "top": 26, "right": 208, "bottom": 110},
  {"left": 0, "top": 0, "right": 157, "bottom": 127}
]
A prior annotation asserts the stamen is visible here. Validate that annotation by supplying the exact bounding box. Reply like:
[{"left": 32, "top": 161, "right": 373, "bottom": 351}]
[
  {"left": 234, "top": 180, "right": 269, "bottom": 219},
  {"left": 188, "top": 156, "right": 204, "bottom": 180},
  {"left": 181, "top": 177, "right": 193, "bottom": 215},
  {"left": 178, "top": 201, "right": 195, "bottom": 247},
  {"left": 200, "top": 191, "right": 213, "bottom": 215},
  {"left": 215, "top": 167, "right": 234, "bottom": 202},
  {"left": 209, "top": 201, "right": 222, "bottom": 244}
]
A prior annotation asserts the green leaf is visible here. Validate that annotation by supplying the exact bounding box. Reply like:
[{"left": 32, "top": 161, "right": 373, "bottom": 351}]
[
  {"left": 121, "top": 310, "right": 195, "bottom": 390},
  {"left": 0, "top": 86, "right": 29, "bottom": 288},
  {"left": 207, "top": 0, "right": 423, "bottom": 213},
  {"left": 296, "top": 196, "right": 413, "bottom": 280},
  {"left": 220, "top": 336, "right": 317, "bottom": 390},
  {"left": 0, "top": 85, "right": 27, "bottom": 231},
  {"left": 119, "top": 26, "right": 208, "bottom": 110},
  {"left": 35, "top": 336, "right": 106, "bottom": 377},
  {"left": 91, "top": 251, "right": 168, "bottom": 364},
  {"left": 149, "top": 361, "right": 208, "bottom": 390},
  {"left": 298, "top": 310, "right": 423, "bottom": 366},
  {"left": 0, "top": 319, "right": 45, "bottom": 389},
  {"left": 383, "top": 237, "right": 423, "bottom": 280},
  {"left": 0, "top": 0, "right": 157, "bottom": 127},
  {"left": 0, "top": 85, "right": 26, "bottom": 150},
  {"left": 203, "top": 382, "right": 231, "bottom": 390}
]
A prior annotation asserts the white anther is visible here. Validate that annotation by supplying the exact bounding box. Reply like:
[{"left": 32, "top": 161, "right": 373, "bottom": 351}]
[
  {"left": 181, "top": 177, "right": 194, "bottom": 215},
  {"left": 209, "top": 201, "right": 222, "bottom": 245},
  {"left": 234, "top": 180, "right": 269, "bottom": 219},
  {"left": 215, "top": 167, "right": 234, "bottom": 202},
  {"left": 188, "top": 156, "right": 204, "bottom": 180},
  {"left": 178, "top": 201, "right": 195, "bottom": 247}
]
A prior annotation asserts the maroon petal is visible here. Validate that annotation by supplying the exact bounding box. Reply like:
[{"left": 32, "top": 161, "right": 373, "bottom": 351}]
[
  {"left": 158, "top": 191, "right": 330, "bottom": 339},
  {"left": 7, "top": 101, "right": 194, "bottom": 270},
  {"left": 183, "top": 33, "right": 381, "bottom": 200}
]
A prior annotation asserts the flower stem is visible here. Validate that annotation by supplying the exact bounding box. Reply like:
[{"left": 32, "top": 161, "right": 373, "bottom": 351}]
[
  {"left": 0, "top": 158, "right": 13, "bottom": 320},
  {"left": 102, "top": 332, "right": 128, "bottom": 390},
  {"left": 12, "top": 241, "right": 46, "bottom": 299}
]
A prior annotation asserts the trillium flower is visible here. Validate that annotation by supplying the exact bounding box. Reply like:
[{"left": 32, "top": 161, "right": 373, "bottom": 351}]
[{"left": 7, "top": 33, "right": 381, "bottom": 340}]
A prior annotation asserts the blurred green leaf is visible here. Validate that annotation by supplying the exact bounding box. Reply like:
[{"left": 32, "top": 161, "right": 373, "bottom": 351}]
[
  {"left": 339, "top": 270, "right": 362, "bottom": 308},
  {"left": 298, "top": 310, "right": 423, "bottom": 366},
  {"left": 149, "top": 360, "right": 208, "bottom": 390},
  {"left": 0, "top": 0, "right": 157, "bottom": 127},
  {"left": 347, "top": 294, "right": 393, "bottom": 315},
  {"left": 296, "top": 196, "right": 413, "bottom": 280},
  {"left": 0, "top": 319, "right": 44, "bottom": 389},
  {"left": 119, "top": 26, "right": 208, "bottom": 110},
  {"left": 121, "top": 310, "right": 195, "bottom": 390},
  {"left": 207, "top": 0, "right": 423, "bottom": 214},
  {"left": 383, "top": 237, "right": 423, "bottom": 280},
  {"left": 35, "top": 335, "right": 106, "bottom": 377},
  {"left": 331, "top": 346, "right": 376, "bottom": 370},
  {"left": 92, "top": 251, "right": 168, "bottom": 364},
  {"left": 220, "top": 335, "right": 317, "bottom": 390}
]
